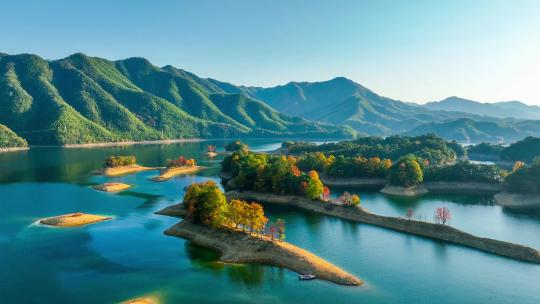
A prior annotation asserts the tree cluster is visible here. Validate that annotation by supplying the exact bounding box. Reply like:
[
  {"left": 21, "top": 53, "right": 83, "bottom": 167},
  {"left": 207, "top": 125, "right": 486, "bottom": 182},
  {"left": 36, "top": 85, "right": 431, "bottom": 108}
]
[
  {"left": 501, "top": 136, "right": 540, "bottom": 163},
  {"left": 504, "top": 160, "right": 540, "bottom": 194},
  {"left": 167, "top": 156, "right": 196, "bottom": 168},
  {"left": 104, "top": 155, "right": 136, "bottom": 168},
  {"left": 225, "top": 140, "right": 249, "bottom": 153},
  {"left": 424, "top": 162, "right": 507, "bottom": 184},
  {"left": 183, "top": 181, "right": 269, "bottom": 235},
  {"left": 388, "top": 155, "right": 424, "bottom": 187},
  {"left": 283, "top": 134, "right": 457, "bottom": 165},
  {"left": 222, "top": 152, "right": 326, "bottom": 200}
]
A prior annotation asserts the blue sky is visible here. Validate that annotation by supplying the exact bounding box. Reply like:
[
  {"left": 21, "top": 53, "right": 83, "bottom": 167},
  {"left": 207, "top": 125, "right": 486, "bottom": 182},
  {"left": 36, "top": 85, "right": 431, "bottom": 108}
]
[{"left": 1, "top": 0, "right": 540, "bottom": 105}]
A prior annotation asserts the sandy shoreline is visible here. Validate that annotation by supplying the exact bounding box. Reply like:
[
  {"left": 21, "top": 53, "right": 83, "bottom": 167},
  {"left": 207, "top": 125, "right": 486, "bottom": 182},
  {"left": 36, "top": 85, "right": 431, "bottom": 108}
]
[
  {"left": 30, "top": 138, "right": 204, "bottom": 149},
  {"left": 226, "top": 191, "right": 540, "bottom": 264},
  {"left": 94, "top": 165, "right": 160, "bottom": 177},
  {"left": 40, "top": 213, "right": 112, "bottom": 227},
  {"left": 0, "top": 147, "right": 29, "bottom": 153},
  {"left": 92, "top": 182, "right": 132, "bottom": 192},
  {"left": 163, "top": 218, "right": 363, "bottom": 286},
  {"left": 151, "top": 166, "right": 203, "bottom": 182}
]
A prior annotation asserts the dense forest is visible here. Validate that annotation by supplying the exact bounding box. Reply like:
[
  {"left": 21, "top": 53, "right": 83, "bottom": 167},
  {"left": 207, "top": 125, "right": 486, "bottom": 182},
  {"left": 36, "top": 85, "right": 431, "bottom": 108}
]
[
  {"left": 0, "top": 124, "right": 27, "bottom": 148},
  {"left": 282, "top": 134, "right": 458, "bottom": 165},
  {"left": 0, "top": 53, "right": 353, "bottom": 146}
]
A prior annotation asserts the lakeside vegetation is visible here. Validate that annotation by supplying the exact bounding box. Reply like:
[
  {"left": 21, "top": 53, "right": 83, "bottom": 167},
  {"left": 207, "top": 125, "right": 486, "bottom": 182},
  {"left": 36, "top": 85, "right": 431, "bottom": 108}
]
[
  {"left": 0, "top": 124, "right": 27, "bottom": 148},
  {"left": 425, "top": 162, "right": 507, "bottom": 184},
  {"left": 503, "top": 158, "right": 540, "bottom": 194},
  {"left": 104, "top": 155, "right": 136, "bottom": 168},
  {"left": 282, "top": 134, "right": 458, "bottom": 165},
  {"left": 183, "top": 181, "right": 287, "bottom": 239},
  {"left": 501, "top": 136, "right": 540, "bottom": 163}
]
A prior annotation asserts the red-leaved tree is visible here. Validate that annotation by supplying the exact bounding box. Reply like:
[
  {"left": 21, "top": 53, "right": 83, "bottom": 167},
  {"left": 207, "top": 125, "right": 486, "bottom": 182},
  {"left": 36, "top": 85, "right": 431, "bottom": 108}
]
[
  {"left": 406, "top": 208, "right": 414, "bottom": 220},
  {"left": 434, "top": 207, "right": 451, "bottom": 225}
]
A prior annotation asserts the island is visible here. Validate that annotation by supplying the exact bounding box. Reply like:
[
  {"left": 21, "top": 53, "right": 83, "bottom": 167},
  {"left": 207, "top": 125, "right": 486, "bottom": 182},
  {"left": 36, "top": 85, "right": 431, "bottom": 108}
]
[
  {"left": 151, "top": 156, "right": 202, "bottom": 182},
  {"left": 156, "top": 181, "right": 363, "bottom": 286},
  {"left": 40, "top": 213, "right": 112, "bottom": 227},
  {"left": 93, "top": 155, "right": 158, "bottom": 177},
  {"left": 206, "top": 145, "right": 217, "bottom": 158},
  {"left": 92, "top": 182, "right": 132, "bottom": 192}
]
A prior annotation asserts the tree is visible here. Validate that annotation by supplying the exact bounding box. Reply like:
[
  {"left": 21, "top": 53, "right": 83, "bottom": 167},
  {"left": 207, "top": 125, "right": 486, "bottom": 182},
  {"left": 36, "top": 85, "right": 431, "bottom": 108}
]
[
  {"left": 512, "top": 161, "right": 525, "bottom": 172},
  {"left": 227, "top": 199, "right": 247, "bottom": 229},
  {"left": 434, "top": 207, "right": 451, "bottom": 225},
  {"left": 305, "top": 170, "right": 324, "bottom": 199},
  {"left": 322, "top": 186, "right": 330, "bottom": 201},
  {"left": 388, "top": 155, "right": 424, "bottom": 187},
  {"left": 406, "top": 208, "right": 414, "bottom": 220},
  {"left": 350, "top": 194, "right": 360, "bottom": 206},
  {"left": 276, "top": 218, "right": 286, "bottom": 241},
  {"left": 226, "top": 140, "right": 249, "bottom": 153},
  {"left": 245, "top": 202, "right": 267, "bottom": 236},
  {"left": 183, "top": 181, "right": 228, "bottom": 227}
]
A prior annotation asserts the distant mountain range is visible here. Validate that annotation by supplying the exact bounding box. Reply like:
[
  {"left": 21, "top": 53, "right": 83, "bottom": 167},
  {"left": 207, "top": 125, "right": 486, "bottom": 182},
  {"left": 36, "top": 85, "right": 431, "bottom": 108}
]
[
  {"left": 1, "top": 52, "right": 539, "bottom": 146},
  {"left": 0, "top": 53, "right": 353, "bottom": 146},
  {"left": 210, "top": 77, "right": 540, "bottom": 142},
  {"left": 423, "top": 96, "right": 540, "bottom": 120}
]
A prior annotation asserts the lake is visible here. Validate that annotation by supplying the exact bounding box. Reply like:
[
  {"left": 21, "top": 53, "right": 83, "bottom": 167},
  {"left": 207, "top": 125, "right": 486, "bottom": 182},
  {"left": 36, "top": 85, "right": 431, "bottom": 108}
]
[{"left": 0, "top": 139, "right": 539, "bottom": 303}]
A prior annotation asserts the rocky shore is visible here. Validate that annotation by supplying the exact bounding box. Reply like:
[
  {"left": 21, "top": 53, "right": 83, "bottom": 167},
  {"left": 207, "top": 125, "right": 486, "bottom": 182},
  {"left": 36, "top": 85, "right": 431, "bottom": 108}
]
[
  {"left": 494, "top": 192, "right": 540, "bottom": 208},
  {"left": 424, "top": 181, "right": 501, "bottom": 195},
  {"left": 164, "top": 218, "right": 363, "bottom": 286},
  {"left": 226, "top": 191, "right": 540, "bottom": 264},
  {"left": 320, "top": 175, "right": 386, "bottom": 189},
  {"left": 380, "top": 185, "right": 428, "bottom": 197}
]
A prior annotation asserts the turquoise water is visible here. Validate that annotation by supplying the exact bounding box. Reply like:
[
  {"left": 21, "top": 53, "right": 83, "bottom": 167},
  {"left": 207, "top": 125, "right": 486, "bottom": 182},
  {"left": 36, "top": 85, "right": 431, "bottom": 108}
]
[{"left": 0, "top": 140, "right": 539, "bottom": 303}]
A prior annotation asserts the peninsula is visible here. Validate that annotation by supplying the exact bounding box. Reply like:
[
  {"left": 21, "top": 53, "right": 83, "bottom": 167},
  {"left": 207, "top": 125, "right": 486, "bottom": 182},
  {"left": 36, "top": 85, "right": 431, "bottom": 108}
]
[
  {"left": 226, "top": 191, "right": 540, "bottom": 264},
  {"left": 157, "top": 181, "right": 363, "bottom": 286}
]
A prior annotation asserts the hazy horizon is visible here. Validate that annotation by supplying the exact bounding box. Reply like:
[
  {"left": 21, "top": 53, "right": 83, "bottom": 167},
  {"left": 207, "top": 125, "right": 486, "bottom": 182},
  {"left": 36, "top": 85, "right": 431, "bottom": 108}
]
[{"left": 2, "top": 0, "right": 539, "bottom": 105}]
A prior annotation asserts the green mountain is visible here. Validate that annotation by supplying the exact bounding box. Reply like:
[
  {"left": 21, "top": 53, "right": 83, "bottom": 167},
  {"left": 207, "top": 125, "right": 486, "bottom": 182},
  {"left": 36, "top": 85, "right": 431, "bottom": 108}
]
[
  {"left": 0, "top": 124, "right": 27, "bottom": 148},
  {"left": 210, "top": 77, "right": 488, "bottom": 136},
  {"left": 402, "top": 118, "right": 540, "bottom": 143},
  {"left": 0, "top": 53, "right": 354, "bottom": 146},
  {"left": 424, "top": 96, "right": 540, "bottom": 120}
]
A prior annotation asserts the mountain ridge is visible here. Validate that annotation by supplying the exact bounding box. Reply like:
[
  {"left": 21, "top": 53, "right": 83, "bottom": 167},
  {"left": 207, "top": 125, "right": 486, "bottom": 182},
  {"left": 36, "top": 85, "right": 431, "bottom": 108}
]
[{"left": 0, "top": 52, "right": 355, "bottom": 146}]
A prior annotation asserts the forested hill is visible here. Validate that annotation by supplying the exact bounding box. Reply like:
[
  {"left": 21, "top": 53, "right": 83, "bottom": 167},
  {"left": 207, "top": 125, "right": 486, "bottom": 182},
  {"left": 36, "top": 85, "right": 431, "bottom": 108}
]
[{"left": 0, "top": 53, "right": 354, "bottom": 146}]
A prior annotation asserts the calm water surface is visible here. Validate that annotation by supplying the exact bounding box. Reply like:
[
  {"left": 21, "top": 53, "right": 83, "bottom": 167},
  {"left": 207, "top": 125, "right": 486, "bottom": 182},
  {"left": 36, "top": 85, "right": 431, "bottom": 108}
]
[{"left": 0, "top": 139, "right": 539, "bottom": 303}]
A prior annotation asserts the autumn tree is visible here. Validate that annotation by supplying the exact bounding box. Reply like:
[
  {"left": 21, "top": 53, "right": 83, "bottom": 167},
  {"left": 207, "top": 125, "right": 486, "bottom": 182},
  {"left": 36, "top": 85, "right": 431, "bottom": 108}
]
[
  {"left": 183, "top": 181, "right": 228, "bottom": 227},
  {"left": 512, "top": 161, "right": 525, "bottom": 172},
  {"left": 388, "top": 155, "right": 424, "bottom": 187},
  {"left": 434, "top": 207, "right": 451, "bottom": 225},
  {"left": 245, "top": 202, "right": 268, "bottom": 236},
  {"left": 322, "top": 186, "right": 330, "bottom": 201},
  {"left": 305, "top": 170, "right": 324, "bottom": 199},
  {"left": 227, "top": 199, "right": 247, "bottom": 229}
]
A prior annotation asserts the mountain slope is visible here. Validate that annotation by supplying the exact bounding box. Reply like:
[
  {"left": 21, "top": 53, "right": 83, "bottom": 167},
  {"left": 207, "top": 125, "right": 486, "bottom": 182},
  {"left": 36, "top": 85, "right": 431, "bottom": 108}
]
[
  {"left": 209, "top": 77, "right": 490, "bottom": 136},
  {"left": 402, "top": 118, "right": 539, "bottom": 143},
  {"left": 423, "top": 96, "right": 540, "bottom": 120},
  {"left": 0, "top": 53, "right": 354, "bottom": 145},
  {"left": 0, "top": 124, "right": 27, "bottom": 148}
]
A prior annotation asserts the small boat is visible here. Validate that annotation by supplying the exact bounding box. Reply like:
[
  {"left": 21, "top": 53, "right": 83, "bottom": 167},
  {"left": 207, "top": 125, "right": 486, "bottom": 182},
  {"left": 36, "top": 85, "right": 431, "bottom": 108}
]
[{"left": 299, "top": 274, "right": 316, "bottom": 280}]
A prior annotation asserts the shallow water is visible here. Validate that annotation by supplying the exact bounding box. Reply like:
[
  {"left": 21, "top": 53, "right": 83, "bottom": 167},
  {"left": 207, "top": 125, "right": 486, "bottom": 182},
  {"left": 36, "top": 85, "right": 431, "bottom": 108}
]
[{"left": 0, "top": 139, "right": 538, "bottom": 303}]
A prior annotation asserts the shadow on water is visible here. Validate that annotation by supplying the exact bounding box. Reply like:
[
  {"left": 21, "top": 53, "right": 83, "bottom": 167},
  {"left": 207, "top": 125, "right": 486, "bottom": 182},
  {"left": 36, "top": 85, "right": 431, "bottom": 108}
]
[{"left": 184, "top": 241, "right": 285, "bottom": 287}]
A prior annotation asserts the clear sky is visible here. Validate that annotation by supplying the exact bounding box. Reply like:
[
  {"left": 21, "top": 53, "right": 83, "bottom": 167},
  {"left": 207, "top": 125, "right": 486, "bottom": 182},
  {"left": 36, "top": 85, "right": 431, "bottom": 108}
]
[{"left": 1, "top": 0, "right": 540, "bottom": 105}]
